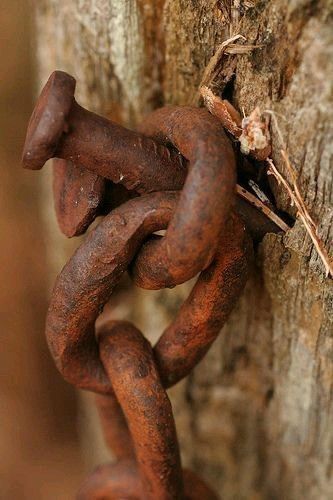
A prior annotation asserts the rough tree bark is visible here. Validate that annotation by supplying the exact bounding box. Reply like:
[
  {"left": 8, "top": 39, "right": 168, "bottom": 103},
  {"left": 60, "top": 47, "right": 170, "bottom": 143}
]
[{"left": 35, "top": 1, "right": 332, "bottom": 499}]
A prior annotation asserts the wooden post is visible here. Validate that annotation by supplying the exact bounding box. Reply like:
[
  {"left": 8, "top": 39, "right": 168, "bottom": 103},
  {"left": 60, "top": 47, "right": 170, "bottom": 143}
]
[{"left": 35, "top": 1, "right": 333, "bottom": 498}]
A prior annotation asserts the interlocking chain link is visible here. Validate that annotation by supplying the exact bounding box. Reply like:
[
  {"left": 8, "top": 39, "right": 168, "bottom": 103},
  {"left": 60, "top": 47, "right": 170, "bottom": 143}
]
[{"left": 22, "top": 71, "right": 252, "bottom": 499}]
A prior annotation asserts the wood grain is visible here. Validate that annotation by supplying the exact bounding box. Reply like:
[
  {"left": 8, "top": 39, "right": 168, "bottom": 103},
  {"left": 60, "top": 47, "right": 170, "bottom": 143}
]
[{"left": 35, "top": 1, "right": 333, "bottom": 498}]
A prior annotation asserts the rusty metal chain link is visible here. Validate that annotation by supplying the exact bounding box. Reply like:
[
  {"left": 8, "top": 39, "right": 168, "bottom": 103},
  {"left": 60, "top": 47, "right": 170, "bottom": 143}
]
[{"left": 22, "top": 71, "right": 262, "bottom": 499}]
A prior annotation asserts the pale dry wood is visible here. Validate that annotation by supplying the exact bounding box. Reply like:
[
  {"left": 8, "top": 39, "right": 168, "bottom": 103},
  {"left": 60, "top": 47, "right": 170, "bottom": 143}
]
[
  {"left": 201, "top": 86, "right": 271, "bottom": 160},
  {"left": 201, "top": 86, "right": 243, "bottom": 136},
  {"left": 199, "top": 34, "right": 245, "bottom": 90},
  {"left": 201, "top": 86, "right": 331, "bottom": 274},
  {"left": 36, "top": 1, "right": 333, "bottom": 499},
  {"left": 236, "top": 185, "right": 290, "bottom": 233},
  {"left": 268, "top": 158, "right": 333, "bottom": 277}
]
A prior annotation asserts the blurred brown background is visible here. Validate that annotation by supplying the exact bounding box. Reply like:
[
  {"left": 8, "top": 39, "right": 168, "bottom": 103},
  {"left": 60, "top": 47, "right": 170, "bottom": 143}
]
[{"left": 0, "top": 2, "right": 85, "bottom": 498}]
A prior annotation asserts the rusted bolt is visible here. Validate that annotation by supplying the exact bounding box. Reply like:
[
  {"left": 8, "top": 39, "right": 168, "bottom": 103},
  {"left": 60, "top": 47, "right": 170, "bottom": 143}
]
[{"left": 22, "top": 71, "right": 187, "bottom": 194}]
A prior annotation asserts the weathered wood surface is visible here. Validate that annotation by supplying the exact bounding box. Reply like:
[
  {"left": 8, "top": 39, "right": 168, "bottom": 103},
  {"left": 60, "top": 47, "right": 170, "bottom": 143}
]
[{"left": 36, "top": 1, "right": 332, "bottom": 498}]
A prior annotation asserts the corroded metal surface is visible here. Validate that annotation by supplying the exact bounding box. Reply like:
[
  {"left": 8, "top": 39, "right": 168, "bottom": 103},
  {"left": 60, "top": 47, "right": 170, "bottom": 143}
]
[
  {"left": 20, "top": 71, "right": 271, "bottom": 499},
  {"left": 45, "top": 192, "right": 249, "bottom": 394},
  {"left": 131, "top": 106, "right": 237, "bottom": 289},
  {"left": 22, "top": 71, "right": 187, "bottom": 237},
  {"left": 77, "top": 461, "right": 219, "bottom": 500},
  {"left": 46, "top": 192, "right": 178, "bottom": 394},
  {"left": 44, "top": 191, "right": 249, "bottom": 499},
  {"left": 53, "top": 159, "right": 105, "bottom": 237},
  {"left": 23, "top": 71, "right": 280, "bottom": 242},
  {"left": 98, "top": 321, "right": 184, "bottom": 499},
  {"left": 22, "top": 71, "right": 187, "bottom": 191}
]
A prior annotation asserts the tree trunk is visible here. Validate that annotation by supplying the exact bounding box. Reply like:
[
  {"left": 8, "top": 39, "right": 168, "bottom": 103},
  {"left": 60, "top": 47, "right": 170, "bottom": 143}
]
[{"left": 35, "top": 1, "right": 333, "bottom": 499}]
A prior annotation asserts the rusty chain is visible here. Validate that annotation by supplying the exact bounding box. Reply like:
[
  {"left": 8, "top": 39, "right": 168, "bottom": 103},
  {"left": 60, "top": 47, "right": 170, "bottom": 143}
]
[{"left": 21, "top": 70, "right": 278, "bottom": 499}]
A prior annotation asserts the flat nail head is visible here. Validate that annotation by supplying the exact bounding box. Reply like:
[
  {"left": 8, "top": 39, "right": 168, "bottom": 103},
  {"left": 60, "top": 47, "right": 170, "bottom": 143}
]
[{"left": 22, "top": 70, "right": 76, "bottom": 170}]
